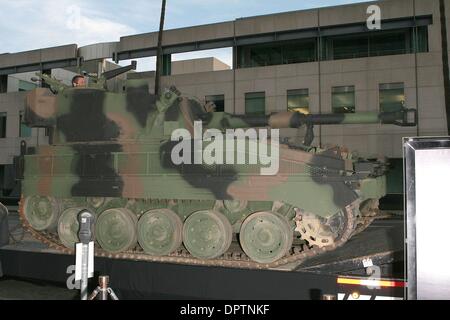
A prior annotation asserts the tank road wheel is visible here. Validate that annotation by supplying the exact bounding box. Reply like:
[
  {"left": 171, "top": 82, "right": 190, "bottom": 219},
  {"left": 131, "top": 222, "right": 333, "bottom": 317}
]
[
  {"left": 137, "top": 209, "right": 183, "bottom": 256},
  {"left": 23, "top": 196, "right": 60, "bottom": 231},
  {"left": 183, "top": 210, "right": 232, "bottom": 260},
  {"left": 58, "top": 207, "right": 84, "bottom": 249},
  {"left": 96, "top": 208, "right": 137, "bottom": 253},
  {"left": 239, "top": 211, "right": 293, "bottom": 264}
]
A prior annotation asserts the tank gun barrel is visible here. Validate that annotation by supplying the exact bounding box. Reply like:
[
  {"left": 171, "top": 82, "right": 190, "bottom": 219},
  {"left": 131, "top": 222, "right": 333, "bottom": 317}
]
[
  {"left": 210, "top": 107, "right": 417, "bottom": 146},
  {"left": 215, "top": 108, "right": 417, "bottom": 130},
  {"left": 100, "top": 60, "right": 137, "bottom": 81},
  {"left": 268, "top": 108, "right": 418, "bottom": 128}
]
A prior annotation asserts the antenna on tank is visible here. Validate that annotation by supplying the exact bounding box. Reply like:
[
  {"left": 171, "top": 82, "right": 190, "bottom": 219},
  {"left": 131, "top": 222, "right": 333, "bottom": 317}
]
[{"left": 155, "top": 0, "right": 167, "bottom": 96}]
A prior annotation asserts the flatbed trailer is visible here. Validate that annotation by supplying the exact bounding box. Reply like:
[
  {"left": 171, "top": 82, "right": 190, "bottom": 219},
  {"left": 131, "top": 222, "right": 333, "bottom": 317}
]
[{"left": 0, "top": 204, "right": 405, "bottom": 300}]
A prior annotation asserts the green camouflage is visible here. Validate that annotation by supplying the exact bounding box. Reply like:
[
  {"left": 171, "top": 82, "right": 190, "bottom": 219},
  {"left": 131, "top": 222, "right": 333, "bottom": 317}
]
[{"left": 17, "top": 70, "right": 416, "bottom": 264}]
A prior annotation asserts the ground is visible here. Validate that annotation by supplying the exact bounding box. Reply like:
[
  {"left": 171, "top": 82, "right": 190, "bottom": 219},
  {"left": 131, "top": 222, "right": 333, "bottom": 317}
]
[{"left": 0, "top": 277, "right": 77, "bottom": 300}]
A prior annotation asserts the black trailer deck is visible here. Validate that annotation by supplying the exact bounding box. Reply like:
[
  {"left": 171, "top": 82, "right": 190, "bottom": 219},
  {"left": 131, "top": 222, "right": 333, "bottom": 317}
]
[{"left": 0, "top": 207, "right": 404, "bottom": 300}]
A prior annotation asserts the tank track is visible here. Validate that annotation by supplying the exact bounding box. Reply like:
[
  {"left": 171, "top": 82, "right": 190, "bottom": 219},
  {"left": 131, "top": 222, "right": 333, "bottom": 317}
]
[{"left": 18, "top": 198, "right": 375, "bottom": 270}]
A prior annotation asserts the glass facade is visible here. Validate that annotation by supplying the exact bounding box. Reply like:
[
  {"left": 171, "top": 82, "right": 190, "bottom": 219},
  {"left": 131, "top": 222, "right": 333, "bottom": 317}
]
[
  {"left": 205, "top": 94, "right": 225, "bottom": 112},
  {"left": 0, "top": 112, "right": 6, "bottom": 138},
  {"left": 328, "top": 34, "right": 369, "bottom": 60},
  {"left": 415, "top": 26, "right": 429, "bottom": 53},
  {"left": 332, "top": 86, "right": 355, "bottom": 114},
  {"left": 380, "top": 83, "right": 405, "bottom": 112},
  {"left": 245, "top": 92, "right": 265, "bottom": 115},
  {"left": 237, "top": 39, "right": 317, "bottom": 68},
  {"left": 237, "top": 26, "right": 428, "bottom": 68},
  {"left": 287, "top": 89, "right": 309, "bottom": 114},
  {"left": 322, "top": 27, "right": 428, "bottom": 61},
  {"left": 370, "top": 30, "right": 411, "bottom": 56}
]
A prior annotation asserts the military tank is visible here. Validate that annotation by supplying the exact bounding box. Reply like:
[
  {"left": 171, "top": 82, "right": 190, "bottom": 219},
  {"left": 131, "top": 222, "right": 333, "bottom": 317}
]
[{"left": 16, "top": 66, "right": 416, "bottom": 269}]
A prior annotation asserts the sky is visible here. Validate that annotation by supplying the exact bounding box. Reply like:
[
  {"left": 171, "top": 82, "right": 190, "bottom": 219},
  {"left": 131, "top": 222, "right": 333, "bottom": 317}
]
[{"left": 0, "top": 0, "right": 373, "bottom": 71}]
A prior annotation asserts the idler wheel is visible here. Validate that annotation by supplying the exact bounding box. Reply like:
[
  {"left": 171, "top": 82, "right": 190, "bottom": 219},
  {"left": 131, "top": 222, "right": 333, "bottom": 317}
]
[
  {"left": 183, "top": 210, "right": 232, "bottom": 259},
  {"left": 23, "top": 195, "right": 60, "bottom": 231},
  {"left": 239, "top": 211, "right": 293, "bottom": 264},
  {"left": 137, "top": 209, "right": 182, "bottom": 256},
  {"left": 96, "top": 208, "right": 137, "bottom": 253}
]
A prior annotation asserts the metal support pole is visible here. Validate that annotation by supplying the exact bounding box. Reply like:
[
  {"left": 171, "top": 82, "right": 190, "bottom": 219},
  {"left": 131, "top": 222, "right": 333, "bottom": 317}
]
[
  {"left": 76, "top": 209, "right": 95, "bottom": 301},
  {"left": 80, "top": 243, "right": 89, "bottom": 300}
]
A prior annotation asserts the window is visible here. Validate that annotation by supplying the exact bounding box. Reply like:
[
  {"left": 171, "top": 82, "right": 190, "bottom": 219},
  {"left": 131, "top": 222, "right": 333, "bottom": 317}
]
[
  {"left": 240, "top": 44, "right": 282, "bottom": 68},
  {"left": 0, "top": 112, "right": 6, "bottom": 138},
  {"left": 0, "top": 165, "right": 4, "bottom": 195},
  {"left": 380, "top": 83, "right": 405, "bottom": 113},
  {"left": 332, "top": 86, "right": 355, "bottom": 114},
  {"left": 205, "top": 94, "right": 225, "bottom": 112},
  {"left": 236, "top": 26, "right": 428, "bottom": 67},
  {"left": 414, "top": 26, "right": 429, "bottom": 53},
  {"left": 330, "top": 35, "right": 369, "bottom": 60},
  {"left": 0, "top": 75, "right": 7, "bottom": 93},
  {"left": 245, "top": 92, "right": 265, "bottom": 115},
  {"left": 287, "top": 89, "right": 309, "bottom": 114},
  {"left": 281, "top": 40, "right": 317, "bottom": 65},
  {"left": 19, "top": 113, "right": 32, "bottom": 138},
  {"left": 370, "top": 30, "right": 411, "bottom": 57},
  {"left": 322, "top": 27, "right": 428, "bottom": 61},
  {"left": 237, "top": 39, "right": 317, "bottom": 68},
  {"left": 18, "top": 80, "right": 37, "bottom": 92}
]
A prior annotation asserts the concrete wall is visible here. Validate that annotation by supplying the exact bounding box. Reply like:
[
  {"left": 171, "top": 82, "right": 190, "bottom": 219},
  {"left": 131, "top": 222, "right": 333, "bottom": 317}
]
[
  {"left": 118, "top": 21, "right": 234, "bottom": 53},
  {"left": 0, "top": 44, "right": 77, "bottom": 69},
  {"left": 172, "top": 57, "right": 230, "bottom": 75}
]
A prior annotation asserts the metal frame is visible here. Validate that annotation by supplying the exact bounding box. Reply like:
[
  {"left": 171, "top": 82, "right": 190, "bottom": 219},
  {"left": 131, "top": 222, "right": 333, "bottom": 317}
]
[{"left": 404, "top": 136, "right": 450, "bottom": 300}]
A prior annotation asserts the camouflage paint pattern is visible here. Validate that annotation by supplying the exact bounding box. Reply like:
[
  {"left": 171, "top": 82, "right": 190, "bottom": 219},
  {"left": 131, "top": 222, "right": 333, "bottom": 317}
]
[
  {"left": 21, "top": 80, "right": 415, "bottom": 218},
  {"left": 16, "top": 73, "right": 417, "bottom": 262}
]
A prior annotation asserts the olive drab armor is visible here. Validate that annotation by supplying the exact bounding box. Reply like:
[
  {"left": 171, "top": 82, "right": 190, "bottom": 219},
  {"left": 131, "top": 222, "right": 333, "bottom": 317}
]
[{"left": 17, "top": 67, "right": 417, "bottom": 268}]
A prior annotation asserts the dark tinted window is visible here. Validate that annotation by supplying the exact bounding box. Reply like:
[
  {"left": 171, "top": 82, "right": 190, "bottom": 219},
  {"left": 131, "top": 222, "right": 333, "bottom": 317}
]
[
  {"left": 205, "top": 95, "right": 225, "bottom": 112},
  {"left": 245, "top": 92, "right": 265, "bottom": 115}
]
